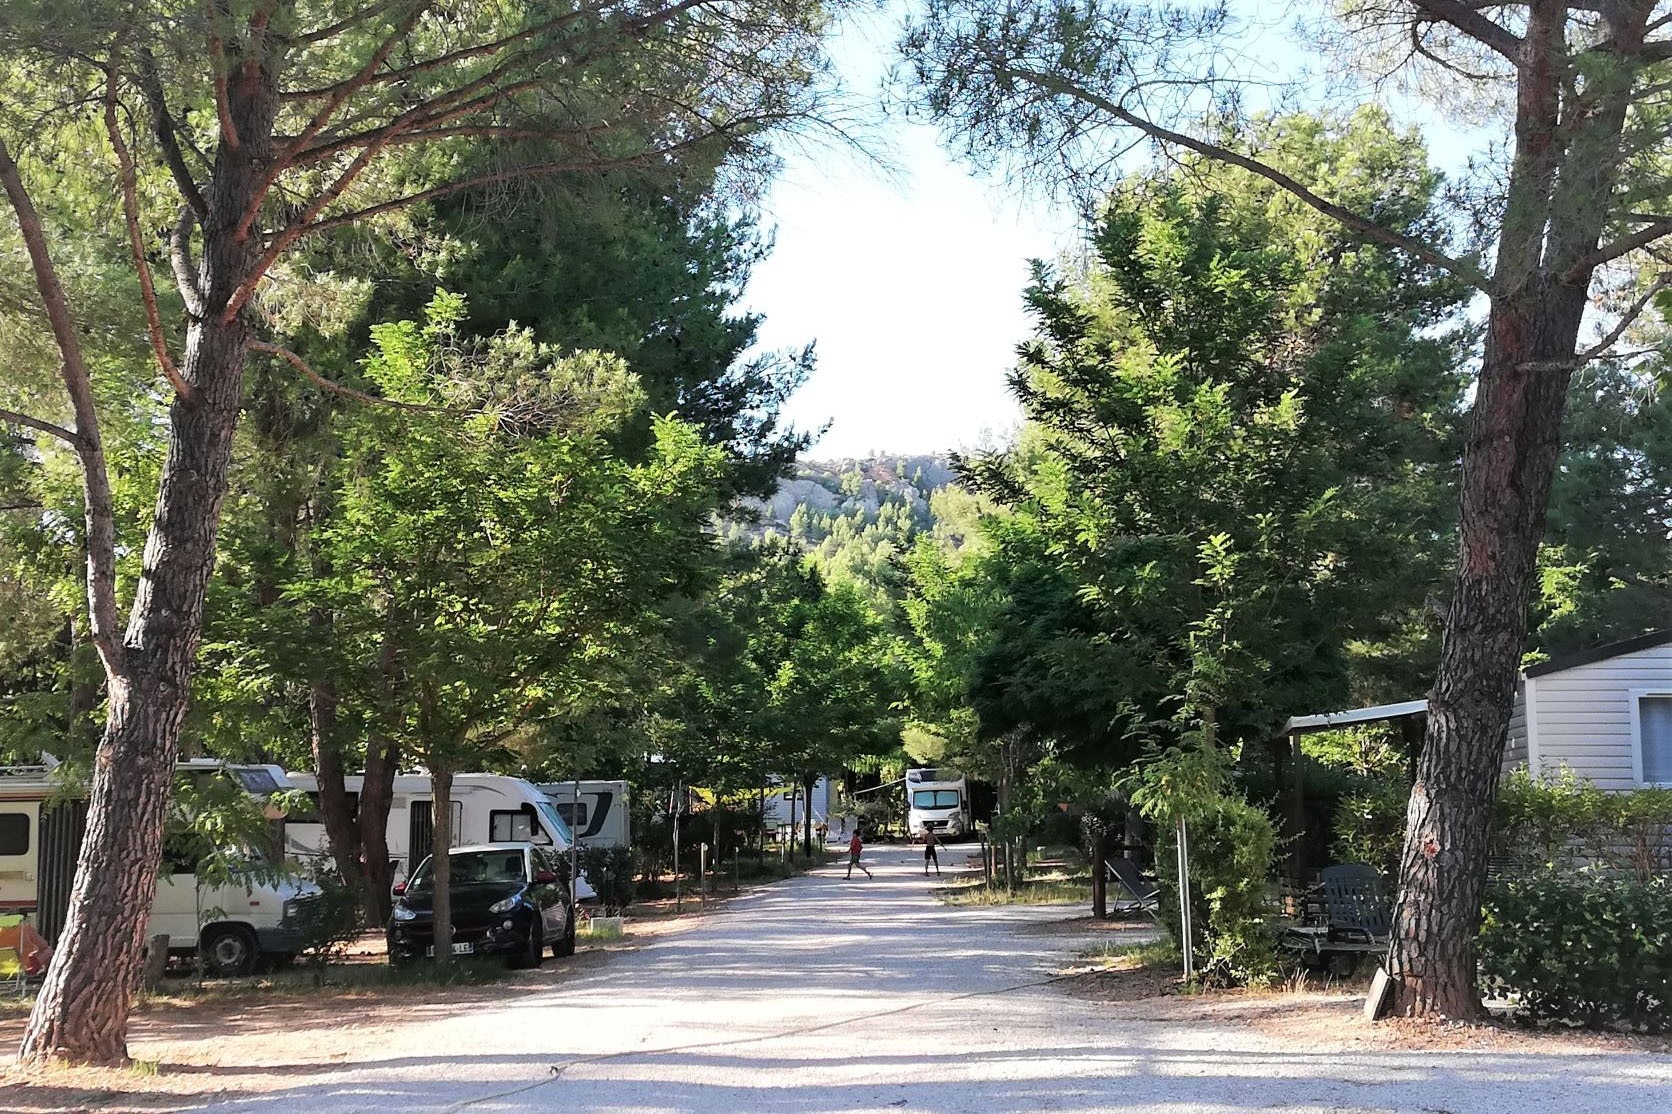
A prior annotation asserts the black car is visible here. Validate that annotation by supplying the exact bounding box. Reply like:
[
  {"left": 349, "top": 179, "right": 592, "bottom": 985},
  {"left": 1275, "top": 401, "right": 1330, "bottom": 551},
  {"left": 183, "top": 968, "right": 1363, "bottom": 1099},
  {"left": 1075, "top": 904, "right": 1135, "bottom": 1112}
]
[{"left": 387, "top": 842, "right": 576, "bottom": 967}]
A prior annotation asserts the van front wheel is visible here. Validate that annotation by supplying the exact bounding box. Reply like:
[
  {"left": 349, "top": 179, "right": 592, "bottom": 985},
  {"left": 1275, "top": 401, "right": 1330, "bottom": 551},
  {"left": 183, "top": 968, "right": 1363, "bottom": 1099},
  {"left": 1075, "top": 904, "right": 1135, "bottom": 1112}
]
[{"left": 199, "top": 925, "right": 258, "bottom": 978}]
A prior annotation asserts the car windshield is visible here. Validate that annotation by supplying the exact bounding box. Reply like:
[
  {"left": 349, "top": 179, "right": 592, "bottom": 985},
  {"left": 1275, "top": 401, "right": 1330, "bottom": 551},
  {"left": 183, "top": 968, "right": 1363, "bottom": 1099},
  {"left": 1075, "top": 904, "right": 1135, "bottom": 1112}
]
[
  {"left": 408, "top": 849, "right": 526, "bottom": 891},
  {"left": 912, "top": 790, "right": 961, "bottom": 810}
]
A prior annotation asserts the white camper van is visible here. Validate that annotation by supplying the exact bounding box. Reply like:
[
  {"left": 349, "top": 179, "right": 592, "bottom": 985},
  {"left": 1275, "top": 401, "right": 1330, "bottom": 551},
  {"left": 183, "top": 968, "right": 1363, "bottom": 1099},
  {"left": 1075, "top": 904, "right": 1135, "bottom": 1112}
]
[
  {"left": 285, "top": 773, "right": 587, "bottom": 893},
  {"left": 537, "top": 780, "right": 630, "bottom": 849},
  {"left": 0, "top": 760, "right": 320, "bottom": 976},
  {"left": 906, "top": 767, "right": 971, "bottom": 841}
]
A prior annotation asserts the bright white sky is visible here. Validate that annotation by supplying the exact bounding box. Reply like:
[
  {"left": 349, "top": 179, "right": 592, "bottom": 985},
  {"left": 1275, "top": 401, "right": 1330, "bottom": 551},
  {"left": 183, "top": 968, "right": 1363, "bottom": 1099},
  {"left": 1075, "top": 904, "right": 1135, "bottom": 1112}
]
[
  {"left": 743, "top": 5, "right": 1489, "bottom": 460},
  {"left": 743, "top": 8, "right": 1077, "bottom": 460}
]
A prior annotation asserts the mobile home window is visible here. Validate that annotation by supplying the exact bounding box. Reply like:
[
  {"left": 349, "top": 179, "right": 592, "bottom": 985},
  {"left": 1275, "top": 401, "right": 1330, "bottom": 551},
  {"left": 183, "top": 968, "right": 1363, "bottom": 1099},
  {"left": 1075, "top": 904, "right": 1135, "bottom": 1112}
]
[
  {"left": 489, "top": 809, "right": 537, "bottom": 843},
  {"left": 0, "top": 812, "right": 29, "bottom": 856},
  {"left": 553, "top": 801, "right": 589, "bottom": 830},
  {"left": 1641, "top": 695, "right": 1672, "bottom": 784},
  {"left": 912, "top": 790, "right": 961, "bottom": 810}
]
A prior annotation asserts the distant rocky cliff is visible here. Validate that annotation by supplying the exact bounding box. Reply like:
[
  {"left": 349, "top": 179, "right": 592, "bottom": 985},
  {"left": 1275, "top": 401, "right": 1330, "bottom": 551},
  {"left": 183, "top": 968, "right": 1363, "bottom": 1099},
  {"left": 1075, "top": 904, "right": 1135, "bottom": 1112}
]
[{"left": 744, "top": 454, "right": 958, "bottom": 536}]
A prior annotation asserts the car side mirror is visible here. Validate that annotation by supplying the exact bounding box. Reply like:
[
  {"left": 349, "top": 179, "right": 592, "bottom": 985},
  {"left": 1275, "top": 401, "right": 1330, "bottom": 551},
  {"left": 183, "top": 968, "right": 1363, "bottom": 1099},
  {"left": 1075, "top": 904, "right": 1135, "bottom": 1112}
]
[
  {"left": 533, "top": 869, "right": 558, "bottom": 885},
  {"left": 391, "top": 881, "right": 407, "bottom": 896}
]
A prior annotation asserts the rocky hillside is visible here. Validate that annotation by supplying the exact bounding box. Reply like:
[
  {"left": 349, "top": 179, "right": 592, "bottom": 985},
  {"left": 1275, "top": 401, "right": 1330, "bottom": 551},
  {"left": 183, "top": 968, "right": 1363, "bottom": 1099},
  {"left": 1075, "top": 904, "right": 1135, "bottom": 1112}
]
[{"left": 747, "top": 454, "right": 958, "bottom": 535}]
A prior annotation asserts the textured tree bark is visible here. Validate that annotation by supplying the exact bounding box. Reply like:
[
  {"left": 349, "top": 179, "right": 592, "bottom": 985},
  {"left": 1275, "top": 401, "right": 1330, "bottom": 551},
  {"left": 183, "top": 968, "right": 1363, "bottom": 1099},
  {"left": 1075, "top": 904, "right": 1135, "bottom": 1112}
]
[
  {"left": 309, "top": 679, "right": 363, "bottom": 895},
  {"left": 1384, "top": 0, "right": 1649, "bottom": 1019},
  {"left": 357, "top": 734, "right": 400, "bottom": 926},
  {"left": 18, "top": 51, "right": 277, "bottom": 1065},
  {"left": 430, "top": 766, "right": 455, "bottom": 966}
]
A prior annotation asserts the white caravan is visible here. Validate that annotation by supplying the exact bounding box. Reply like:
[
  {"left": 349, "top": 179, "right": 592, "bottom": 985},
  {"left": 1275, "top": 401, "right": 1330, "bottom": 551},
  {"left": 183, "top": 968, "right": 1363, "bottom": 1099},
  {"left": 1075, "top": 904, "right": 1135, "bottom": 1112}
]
[
  {"left": 761, "top": 776, "right": 833, "bottom": 833},
  {"left": 537, "top": 781, "right": 630, "bottom": 849},
  {"left": 284, "top": 772, "right": 590, "bottom": 897},
  {"left": 0, "top": 759, "right": 319, "bottom": 976},
  {"left": 906, "top": 768, "right": 971, "bottom": 841}
]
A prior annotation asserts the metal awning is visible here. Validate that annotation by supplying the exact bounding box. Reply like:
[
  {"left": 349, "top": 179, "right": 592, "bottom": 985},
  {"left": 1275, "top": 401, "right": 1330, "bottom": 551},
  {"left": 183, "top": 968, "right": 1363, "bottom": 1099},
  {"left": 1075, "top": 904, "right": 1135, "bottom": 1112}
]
[{"left": 1281, "top": 698, "right": 1427, "bottom": 736}]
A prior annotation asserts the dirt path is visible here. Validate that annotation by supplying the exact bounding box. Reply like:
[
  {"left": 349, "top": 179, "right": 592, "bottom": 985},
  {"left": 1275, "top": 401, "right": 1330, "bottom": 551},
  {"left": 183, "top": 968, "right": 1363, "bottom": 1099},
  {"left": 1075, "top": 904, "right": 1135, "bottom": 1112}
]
[{"left": 5, "top": 846, "right": 1671, "bottom": 1112}]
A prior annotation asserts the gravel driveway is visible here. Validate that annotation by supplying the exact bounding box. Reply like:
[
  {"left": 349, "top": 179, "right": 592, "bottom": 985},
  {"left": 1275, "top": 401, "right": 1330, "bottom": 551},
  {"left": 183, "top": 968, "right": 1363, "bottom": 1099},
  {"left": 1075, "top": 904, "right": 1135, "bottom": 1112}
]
[{"left": 186, "top": 844, "right": 1672, "bottom": 1114}]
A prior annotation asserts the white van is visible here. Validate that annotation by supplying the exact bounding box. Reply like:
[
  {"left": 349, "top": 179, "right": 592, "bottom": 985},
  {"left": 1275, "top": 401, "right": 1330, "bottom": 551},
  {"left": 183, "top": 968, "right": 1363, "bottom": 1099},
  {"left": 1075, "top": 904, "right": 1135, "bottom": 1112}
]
[
  {"left": 0, "top": 760, "right": 321, "bottom": 976},
  {"left": 537, "top": 780, "right": 630, "bottom": 849},
  {"left": 285, "top": 772, "right": 591, "bottom": 897},
  {"left": 906, "top": 767, "right": 971, "bottom": 841}
]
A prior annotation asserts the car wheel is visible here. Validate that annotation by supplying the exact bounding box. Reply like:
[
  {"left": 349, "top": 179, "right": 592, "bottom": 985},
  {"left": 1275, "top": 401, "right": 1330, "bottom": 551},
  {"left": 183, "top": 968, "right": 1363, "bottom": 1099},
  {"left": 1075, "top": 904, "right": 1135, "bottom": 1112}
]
[
  {"left": 199, "top": 925, "right": 257, "bottom": 978},
  {"left": 554, "top": 909, "right": 576, "bottom": 958},
  {"left": 512, "top": 921, "right": 543, "bottom": 970}
]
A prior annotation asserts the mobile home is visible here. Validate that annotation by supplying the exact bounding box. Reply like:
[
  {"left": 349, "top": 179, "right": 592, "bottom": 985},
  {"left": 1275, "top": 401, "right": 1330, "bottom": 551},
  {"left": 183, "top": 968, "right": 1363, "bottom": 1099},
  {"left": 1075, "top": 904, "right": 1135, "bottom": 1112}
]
[
  {"left": 538, "top": 780, "right": 630, "bottom": 848},
  {"left": 285, "top": 772, "right": 579, "bottom": 884},
  {"left": 0, "top": 760, "right": 318, "bottom": 976}
]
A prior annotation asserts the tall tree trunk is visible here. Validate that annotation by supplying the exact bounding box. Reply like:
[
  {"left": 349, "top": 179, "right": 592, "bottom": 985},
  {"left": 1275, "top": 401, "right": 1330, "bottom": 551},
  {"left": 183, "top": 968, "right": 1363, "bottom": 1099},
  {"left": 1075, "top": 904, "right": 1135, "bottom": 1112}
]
[
  {"left": 1384, "top": 0, "right": 1648, "bottom": 1019},
  {"left": 309, "top": 678, "right": 362, "bottom": 895},
  {"left": 1386, "top": 283, "right": 1585, "bottom": 1018},
  {"left": 357, "top": 734, "right": 400, "bottom": 925},
  {"left": 19, "top": 61, "right": 276, "bottom": 1061},
  {"left": 430, "top": 766, "right": 454, "bottom": 966},
  {"left": 802, "top": 772, "right": 816, "bottom": 860}
]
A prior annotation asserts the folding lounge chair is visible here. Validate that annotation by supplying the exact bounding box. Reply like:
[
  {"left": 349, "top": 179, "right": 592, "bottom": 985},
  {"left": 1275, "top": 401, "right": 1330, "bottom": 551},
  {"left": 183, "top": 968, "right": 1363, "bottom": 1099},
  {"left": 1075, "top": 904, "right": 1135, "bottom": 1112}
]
[
  {"left": 1279, "top": 863, "right": 1391, "bottom": 975},
  {"left": 1105, "top": 856, "right": 1161, "bottom": 918}
]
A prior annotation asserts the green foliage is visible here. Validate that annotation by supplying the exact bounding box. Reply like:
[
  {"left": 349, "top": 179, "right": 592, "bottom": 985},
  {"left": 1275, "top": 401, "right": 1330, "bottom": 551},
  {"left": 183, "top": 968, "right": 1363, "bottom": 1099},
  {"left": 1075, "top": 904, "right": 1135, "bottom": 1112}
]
[
  {"left": 579, "top": 846, "right": 637, "bottom": 917},
  {"left": 1532, "top": 363, "right": 1672, "bottom": 657},
  {"left": 1479, "top": 872, "right": 1672, "bottom": 1032},
  {"left": 290, "top": 870, "right": 363, "bottom": 987},
  {"left": 1331, "top": 782, "right": 1409, "bottom": 881},
  {"left": 1495, "top": 768, "right": 1672, "bottom": 882},
  {"left": 1152, "top": 793, "right": 1278, "bottom": 989},
  {"left": 1127, "top": 743, "right": 1278, "bottom": 987}
]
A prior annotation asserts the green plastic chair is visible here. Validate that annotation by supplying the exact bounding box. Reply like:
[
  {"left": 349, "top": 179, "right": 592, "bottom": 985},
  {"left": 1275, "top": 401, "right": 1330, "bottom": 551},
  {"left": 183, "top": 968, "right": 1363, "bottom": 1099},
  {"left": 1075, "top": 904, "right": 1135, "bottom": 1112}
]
[{"left": 0, "top": 913, "right": 26, "bottom": 995}]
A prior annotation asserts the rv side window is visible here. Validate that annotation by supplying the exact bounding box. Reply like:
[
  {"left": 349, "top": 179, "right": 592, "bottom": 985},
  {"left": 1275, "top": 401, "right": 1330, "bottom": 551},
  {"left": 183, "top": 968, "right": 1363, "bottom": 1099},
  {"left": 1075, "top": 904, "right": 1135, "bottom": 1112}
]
[
  {"left": 553, "top": 801, "right": 589, "bottom": 830},
  {"left": 489, "top": 809, "right": 536, "bottom": 843},
  {"left": 0, "top": 812, "right": 29, "bottom": 856},
  {"left": 161, "top": 833, "right": 205, "bottom": 875}
]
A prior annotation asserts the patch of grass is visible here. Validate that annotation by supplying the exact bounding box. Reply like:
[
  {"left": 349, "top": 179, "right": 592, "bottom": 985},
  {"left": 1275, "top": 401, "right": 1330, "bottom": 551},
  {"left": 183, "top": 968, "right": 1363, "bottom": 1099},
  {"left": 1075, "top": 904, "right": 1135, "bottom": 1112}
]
[
  {"left": 938, "top": 871, "right": 1094, "bottom": 906},
  {"left": 129, "top": 1058, "right": 159, "bottom": 1077},
  {"left": 579, "top": 920, "right": 623, "bottom": 942},
  {"left": 1078, "top": 937, "right": 1180, "bottom": 969}
]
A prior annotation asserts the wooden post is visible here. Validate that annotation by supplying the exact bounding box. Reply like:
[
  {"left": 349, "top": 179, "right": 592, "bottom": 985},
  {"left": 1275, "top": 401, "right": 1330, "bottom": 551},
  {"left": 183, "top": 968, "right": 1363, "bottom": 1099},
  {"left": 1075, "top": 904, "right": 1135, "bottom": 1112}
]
[
  {"left": 1289, "top": 732, "right": 1306, "bottom": 886},
  {"left": 1091, "top": 831, "right": 1107, "bottom": 919}
]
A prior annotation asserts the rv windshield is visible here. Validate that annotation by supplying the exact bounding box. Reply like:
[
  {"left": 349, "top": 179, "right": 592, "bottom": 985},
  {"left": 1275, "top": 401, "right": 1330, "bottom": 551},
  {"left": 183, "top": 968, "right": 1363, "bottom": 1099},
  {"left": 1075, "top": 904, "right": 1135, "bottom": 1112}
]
[
  {"left": 535, "top": 799, "right": 573, "bottom": 847},
  {"left": 912, "top": 790, "right": 961, "bottom": 810}
]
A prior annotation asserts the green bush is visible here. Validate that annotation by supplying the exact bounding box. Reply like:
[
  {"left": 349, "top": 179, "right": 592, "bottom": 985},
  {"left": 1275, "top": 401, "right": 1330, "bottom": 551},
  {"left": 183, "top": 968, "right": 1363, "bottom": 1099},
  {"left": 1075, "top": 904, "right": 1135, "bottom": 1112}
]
[
  {"left": 1155, "top": 794, "right": 1278, "bottom": 988},
  {"left": 1332, "top": 782, "right": 1408, "bottom": 880},
  {"left": 1494, "top": 768, "right": 1672, "bottom": 881},
  {"left": 1479, "top": 871, "right": 1672, "bottom": 1032},
  {"left": 292, "top": 869, "right": 363, "bottom": 985},
  {"left": 579, "top": 845, "right": 636, "bottom": 915}
]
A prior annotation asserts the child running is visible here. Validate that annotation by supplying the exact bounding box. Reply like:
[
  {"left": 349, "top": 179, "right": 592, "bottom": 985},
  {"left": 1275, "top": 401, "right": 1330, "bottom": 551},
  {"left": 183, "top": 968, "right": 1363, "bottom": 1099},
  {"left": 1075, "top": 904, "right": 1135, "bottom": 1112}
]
[{"left": 845, "top": 830, "right": 873, "bottom": 879}]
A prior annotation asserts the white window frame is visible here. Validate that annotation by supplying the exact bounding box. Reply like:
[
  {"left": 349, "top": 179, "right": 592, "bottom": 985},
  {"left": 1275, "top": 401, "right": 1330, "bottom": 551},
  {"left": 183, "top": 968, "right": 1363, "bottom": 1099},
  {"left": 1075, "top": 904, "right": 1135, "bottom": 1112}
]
[{"left": 1628, "top": 689, "right": 1672, "bottom": 787}]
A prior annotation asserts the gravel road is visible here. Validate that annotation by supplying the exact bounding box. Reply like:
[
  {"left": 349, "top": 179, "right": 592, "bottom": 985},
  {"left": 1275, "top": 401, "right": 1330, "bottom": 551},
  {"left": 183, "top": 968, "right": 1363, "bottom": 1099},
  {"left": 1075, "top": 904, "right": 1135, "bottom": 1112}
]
[{"left": 193, "top": 844, "right": 1672, "bottom": 1114}]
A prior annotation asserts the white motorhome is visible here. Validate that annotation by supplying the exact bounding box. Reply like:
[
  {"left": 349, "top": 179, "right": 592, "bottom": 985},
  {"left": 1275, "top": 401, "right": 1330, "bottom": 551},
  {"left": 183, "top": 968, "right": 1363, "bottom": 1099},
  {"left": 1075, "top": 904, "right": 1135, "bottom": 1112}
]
[
  {"left": 537, "top": 781, "right": 630, "bottom": 849},
  {"left": 285, "top": 772, "right": 582, "bottom": 888},
  {"left": 906, "top": 768, "right": 971, "bottom": 841},
  {"left": 0, "top": 759, "right": 319, "bottom": 976}
]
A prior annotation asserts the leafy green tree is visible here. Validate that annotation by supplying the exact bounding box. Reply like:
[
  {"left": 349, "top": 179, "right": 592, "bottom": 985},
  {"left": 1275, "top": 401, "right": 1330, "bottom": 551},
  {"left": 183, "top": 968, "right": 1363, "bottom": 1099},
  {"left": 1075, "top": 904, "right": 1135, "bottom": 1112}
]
[
  {"left": 1533, "top": 359, "right": 1672, "bottom": 656},
  {"left": 0, "top": 0, "right": 838, "bottom": 1062},
  {"left": 901, "top": 0, "right": 1672, "bottom": 1019}
]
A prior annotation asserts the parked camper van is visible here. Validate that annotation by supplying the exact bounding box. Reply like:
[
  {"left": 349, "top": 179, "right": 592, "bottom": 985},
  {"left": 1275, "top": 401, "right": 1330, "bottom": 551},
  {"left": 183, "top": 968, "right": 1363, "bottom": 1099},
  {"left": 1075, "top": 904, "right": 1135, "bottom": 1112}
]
[
  {"left": 537, "top": 781, "right": 630, "bottom": 849},
  {"left": 906, "top": 768, "right": 971, "bottom": 841},
  {"left": 0, "top": 760, "right": 319, "bottom": 976},
  {"left": 284, "top": 772, "right": 588, "bottom": 896}
]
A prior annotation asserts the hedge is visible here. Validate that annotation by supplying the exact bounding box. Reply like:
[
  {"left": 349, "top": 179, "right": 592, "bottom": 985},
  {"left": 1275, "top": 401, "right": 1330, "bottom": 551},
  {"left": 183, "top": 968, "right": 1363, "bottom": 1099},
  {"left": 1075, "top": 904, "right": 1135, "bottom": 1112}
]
[{"left": 1478, "top": 871, "right": 1672, "bottom": 1032}]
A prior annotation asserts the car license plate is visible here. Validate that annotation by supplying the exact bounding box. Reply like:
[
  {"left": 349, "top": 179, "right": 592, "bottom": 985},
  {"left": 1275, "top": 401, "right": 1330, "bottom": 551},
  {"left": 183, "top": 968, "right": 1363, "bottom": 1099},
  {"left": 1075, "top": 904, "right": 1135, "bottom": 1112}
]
[{"left": 424, "top": 942, "right": 476, "bottom": 957}]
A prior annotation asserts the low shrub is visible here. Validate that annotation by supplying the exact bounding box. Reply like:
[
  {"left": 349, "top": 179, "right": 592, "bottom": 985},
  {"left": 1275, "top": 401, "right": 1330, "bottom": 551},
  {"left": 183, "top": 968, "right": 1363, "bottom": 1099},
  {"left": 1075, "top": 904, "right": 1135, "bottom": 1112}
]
[
  {"left": 579, "top": 845, "right": 636, "bottom": 915},
  {"left": 1478, "top": 871, "right": 1672, "bottom": 1032},
  {"left": 291, "top": 869, "right": 363, "bottom": 986},
  {"left": 1155, "top": 794, "right": 1279, "bottom": 988}
]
